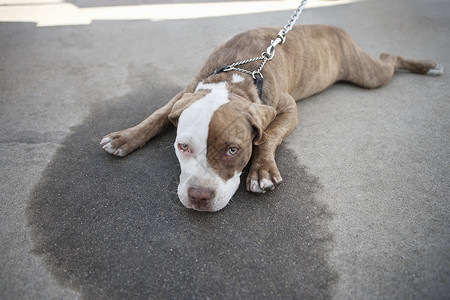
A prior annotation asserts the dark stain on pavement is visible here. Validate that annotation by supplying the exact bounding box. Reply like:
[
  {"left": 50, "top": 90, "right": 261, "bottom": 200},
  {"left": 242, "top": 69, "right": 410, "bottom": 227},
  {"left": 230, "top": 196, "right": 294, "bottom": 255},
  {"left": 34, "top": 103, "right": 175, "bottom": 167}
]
[{"left": 27, "top": 79, "right": 337, "bottom": 299}]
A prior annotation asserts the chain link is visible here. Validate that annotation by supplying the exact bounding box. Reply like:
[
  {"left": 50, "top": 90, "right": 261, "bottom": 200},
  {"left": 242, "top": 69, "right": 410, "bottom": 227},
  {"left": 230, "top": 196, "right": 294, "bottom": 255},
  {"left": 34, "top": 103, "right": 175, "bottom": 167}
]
[
  {"left": 280, "top": 0, "right": 308, "bottom": 37},
  {"left": 222, "top": 0, "right": 308, "bottom": 79}
]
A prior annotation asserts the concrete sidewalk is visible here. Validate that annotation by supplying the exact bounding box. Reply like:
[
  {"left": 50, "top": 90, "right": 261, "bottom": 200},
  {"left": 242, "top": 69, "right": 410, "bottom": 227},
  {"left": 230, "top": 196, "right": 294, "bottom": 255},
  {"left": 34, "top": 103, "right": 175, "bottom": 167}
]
[{"left": 1, "top": 0, "right": 449, "bottom": 299}]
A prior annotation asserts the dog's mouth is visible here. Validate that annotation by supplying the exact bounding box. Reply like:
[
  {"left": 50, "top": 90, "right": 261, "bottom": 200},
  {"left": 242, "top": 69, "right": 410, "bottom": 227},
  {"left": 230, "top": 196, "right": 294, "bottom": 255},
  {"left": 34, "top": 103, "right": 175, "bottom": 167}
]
[
  {"left": 177, "top": 169, "right": 241, "bottom": 212},
  {"left": 186, "top": 201, "right": 214, "bottom": 212},
  {"left": 183, "top": 199, "right": 220, "bottom": 212}
]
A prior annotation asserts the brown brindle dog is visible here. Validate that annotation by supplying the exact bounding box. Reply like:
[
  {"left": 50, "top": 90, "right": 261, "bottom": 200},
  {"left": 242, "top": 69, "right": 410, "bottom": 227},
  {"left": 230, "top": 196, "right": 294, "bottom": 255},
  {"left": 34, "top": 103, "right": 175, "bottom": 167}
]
[{"left": 100, "top": 25, "right": 443, "bottom": 212}]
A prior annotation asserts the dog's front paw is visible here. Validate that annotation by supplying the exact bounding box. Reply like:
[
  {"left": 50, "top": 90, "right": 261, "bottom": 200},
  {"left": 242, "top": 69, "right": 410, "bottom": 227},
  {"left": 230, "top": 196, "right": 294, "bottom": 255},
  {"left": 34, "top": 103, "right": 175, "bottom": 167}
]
[
  {"left": 100, "top": 128, "right": 142, "bottom": 157},
  {"left": 246, "top": 159, "right": 283, "bottom": 193}
]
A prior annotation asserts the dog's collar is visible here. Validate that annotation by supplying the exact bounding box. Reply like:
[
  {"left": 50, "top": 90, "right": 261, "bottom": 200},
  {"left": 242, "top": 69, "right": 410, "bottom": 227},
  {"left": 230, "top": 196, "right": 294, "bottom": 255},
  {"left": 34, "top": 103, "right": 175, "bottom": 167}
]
[{"left": 210, "top": 66, "right": 264, "bottom": 100}]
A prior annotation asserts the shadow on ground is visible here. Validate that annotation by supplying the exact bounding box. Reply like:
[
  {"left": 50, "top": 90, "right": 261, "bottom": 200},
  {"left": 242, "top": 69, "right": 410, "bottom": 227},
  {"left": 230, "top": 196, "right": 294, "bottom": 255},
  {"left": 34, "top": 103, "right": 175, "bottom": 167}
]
[{"left": 27, "top": 78, "right": 337, "bottom": 299}]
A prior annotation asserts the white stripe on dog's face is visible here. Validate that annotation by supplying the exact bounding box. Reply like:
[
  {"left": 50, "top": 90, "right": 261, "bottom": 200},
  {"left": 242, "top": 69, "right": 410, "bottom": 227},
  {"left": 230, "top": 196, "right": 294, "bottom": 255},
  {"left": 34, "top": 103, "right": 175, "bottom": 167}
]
[{"left": 175, "top": 81, "right": 241, "bottom": 212}]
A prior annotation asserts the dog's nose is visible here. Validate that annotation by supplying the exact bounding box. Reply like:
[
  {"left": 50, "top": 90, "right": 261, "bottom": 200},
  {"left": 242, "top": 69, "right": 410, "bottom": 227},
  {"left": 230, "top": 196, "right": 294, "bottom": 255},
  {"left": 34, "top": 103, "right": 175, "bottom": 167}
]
[{"left": 188, "top": 187, "right": 215, "bottom": 202}]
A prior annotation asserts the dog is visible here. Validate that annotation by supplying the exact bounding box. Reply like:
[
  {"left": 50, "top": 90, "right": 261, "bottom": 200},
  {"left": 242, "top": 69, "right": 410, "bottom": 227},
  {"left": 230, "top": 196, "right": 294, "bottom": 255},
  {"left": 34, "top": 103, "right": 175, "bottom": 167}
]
[{"left": 100, "top": 25, "right": 443, "bottom": 212}]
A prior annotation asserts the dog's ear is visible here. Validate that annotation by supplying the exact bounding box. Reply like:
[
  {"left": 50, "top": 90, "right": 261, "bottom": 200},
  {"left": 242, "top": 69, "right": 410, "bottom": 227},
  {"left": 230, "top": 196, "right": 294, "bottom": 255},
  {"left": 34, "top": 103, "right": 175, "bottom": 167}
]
[
  {"left": 168, "top": 93, "right": 197, "bottom": 127},
  {"left": 247, "top": 103, "right": 277, "bottom": 145}
]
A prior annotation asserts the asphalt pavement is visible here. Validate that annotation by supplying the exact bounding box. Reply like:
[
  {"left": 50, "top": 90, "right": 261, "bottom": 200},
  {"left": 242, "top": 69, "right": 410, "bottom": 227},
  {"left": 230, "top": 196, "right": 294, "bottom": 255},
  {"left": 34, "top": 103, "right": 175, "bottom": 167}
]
[{"left": 1, "top": 0, "right": 449, "bottom": 299}]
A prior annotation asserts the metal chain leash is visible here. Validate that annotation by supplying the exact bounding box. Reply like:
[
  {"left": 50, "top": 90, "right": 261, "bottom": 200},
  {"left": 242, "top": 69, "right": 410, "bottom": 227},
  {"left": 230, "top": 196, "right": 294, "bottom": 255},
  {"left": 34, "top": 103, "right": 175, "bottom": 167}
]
[
  {"left": 219, "top": 0, "right": 308, "bottom": 80},
  {"left": 280, "top": 0, "right": 308, "bottom": 37}
]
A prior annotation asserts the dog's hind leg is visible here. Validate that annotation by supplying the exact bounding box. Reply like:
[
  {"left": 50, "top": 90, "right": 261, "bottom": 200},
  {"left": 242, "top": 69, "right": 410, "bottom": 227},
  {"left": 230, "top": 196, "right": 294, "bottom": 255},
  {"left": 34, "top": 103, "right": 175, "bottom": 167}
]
[
  {"left": 100, "top": 90, "right": 184, "bottom": 157},
  {"left": 341, "top": 47, "right": 443, "bottom": 89},
  {"left": 380, "top": 53, "right": 443, "bottom": 76}
]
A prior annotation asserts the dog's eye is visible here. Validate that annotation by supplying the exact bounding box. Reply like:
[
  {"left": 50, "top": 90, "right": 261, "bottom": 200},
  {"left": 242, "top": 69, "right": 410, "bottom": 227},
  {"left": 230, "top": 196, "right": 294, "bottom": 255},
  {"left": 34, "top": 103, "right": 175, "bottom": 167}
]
[
  {"left": 226, "top": 147, "right": 239, "bottom": 156},
  {"left": 178, "top": 143, "right": 190, "bottom": 152}
]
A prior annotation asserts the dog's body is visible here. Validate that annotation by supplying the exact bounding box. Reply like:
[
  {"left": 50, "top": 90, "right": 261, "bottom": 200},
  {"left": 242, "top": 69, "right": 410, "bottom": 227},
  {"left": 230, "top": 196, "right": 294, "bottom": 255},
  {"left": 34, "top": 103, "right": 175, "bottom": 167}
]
[{"left": 101, "top": 25, "right": 442, "bottom": 212}]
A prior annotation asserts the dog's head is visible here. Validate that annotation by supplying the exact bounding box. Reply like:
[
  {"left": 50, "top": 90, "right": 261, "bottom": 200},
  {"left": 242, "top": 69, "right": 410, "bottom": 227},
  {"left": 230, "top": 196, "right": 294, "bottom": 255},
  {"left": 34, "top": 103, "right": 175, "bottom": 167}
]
[{"left": 168, "top": 82, "right": 276, "bottom": 212}]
